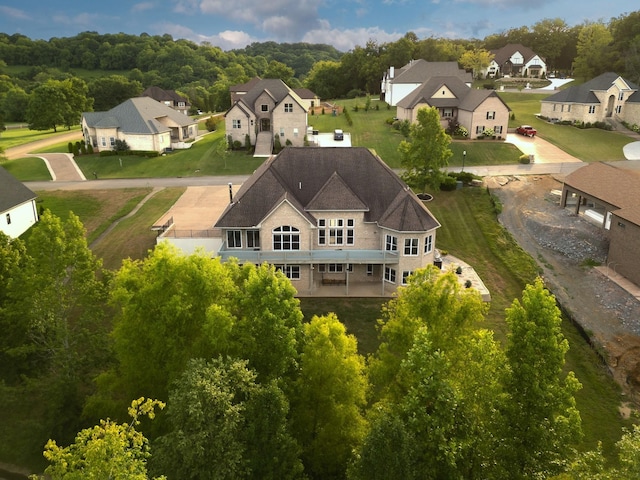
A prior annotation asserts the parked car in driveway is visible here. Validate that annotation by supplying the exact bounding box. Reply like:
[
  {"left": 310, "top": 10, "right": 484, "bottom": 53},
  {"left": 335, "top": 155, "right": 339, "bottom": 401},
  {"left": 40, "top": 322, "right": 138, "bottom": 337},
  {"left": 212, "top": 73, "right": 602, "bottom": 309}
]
[
  {"left": 516, "top": 125, "right": 537, "bottom": 137},
  {"left": 334, "top": 129, "right": 344, "bottom": 141}
]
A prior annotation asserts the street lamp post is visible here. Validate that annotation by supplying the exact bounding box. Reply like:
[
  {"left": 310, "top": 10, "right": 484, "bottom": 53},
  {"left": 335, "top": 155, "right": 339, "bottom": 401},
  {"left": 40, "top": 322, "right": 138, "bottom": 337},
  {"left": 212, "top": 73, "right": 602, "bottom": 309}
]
[{"left": 462, "top": 150, "right": 466, "bottom": 172}]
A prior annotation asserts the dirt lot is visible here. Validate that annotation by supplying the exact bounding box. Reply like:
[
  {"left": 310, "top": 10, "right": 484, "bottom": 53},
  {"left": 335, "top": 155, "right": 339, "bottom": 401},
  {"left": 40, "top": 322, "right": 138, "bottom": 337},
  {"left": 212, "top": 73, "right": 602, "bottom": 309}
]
[{"left": 489, "top": 174, "right": 640, "bottom": 404}]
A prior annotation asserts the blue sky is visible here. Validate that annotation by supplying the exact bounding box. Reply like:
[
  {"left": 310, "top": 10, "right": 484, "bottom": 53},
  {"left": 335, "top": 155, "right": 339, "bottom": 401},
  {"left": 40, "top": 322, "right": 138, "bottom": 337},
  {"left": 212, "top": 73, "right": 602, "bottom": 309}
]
[{"left": 0, "top": 0, "right": 637, "bottom": 52}]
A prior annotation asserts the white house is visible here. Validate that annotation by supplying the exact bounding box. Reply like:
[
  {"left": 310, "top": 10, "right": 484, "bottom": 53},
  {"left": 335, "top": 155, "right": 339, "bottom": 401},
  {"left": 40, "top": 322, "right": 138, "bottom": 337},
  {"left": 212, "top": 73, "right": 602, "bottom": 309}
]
[
  {"left": 0, "top": 166, "right": 39, "bottom": 238},
  {"left": 483, "top": 44, "right": 547, "bottom": 79}
]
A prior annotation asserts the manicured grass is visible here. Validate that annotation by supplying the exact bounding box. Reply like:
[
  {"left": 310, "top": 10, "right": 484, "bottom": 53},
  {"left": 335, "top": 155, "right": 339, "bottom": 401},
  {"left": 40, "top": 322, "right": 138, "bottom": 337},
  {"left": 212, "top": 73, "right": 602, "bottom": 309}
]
[
  {"left": 0, "top": 126, "right": 81, "bottom": 150},
  {"left": 91, "top": 187, "right": 186, "bottom": 270},
  {"left": 0, "top": 156, "right": 52, "bottom": 181},
  {"left": 499, "top": 92, "right": 633, "bottom": 162},
  {"left": 74, "top": 129, "right": 264, "bottom": 179}
]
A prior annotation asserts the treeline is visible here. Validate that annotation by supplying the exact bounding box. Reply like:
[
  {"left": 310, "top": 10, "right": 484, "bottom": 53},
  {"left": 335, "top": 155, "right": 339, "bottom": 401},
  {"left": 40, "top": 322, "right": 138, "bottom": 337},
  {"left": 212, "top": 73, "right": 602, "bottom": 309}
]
[
  {"left": 1, "top": 11, "right": 639, "bottom": 127},
  {"left": 2, "top": 213, "right": 640, "bottom": 479}
]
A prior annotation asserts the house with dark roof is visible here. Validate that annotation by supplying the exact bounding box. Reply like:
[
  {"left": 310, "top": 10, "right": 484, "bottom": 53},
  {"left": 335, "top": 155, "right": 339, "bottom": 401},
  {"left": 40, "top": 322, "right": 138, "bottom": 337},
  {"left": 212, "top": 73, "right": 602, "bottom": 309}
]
[
  {"left": 225, "top": 78, "right": 309, "bottom": 154},
  {"left": 396, "top": 75, "right": 511, "bottom": 139},
  {"left": 540, "top": 72, "right": 640, "bottom": 126},
  {"left": 483, "top": 44, "right": 546, "bottom": 78},
  {"left": 561, "top": 162, "right": 640, "bottom": 287},
  {"left": 213, "top": 147, "right": 441, "bottom": 296},
  {"left": 0, "top": 166, "right": 38, "bottom": 238},
  {"left": 142, "top": 86, "right": 191, "bottom": 115},
  {"left": 82, "top": 96, "right": 199, "bottom": 153},
  {"left": 381, "top": 59, "right": 473, "bottom": 106}
]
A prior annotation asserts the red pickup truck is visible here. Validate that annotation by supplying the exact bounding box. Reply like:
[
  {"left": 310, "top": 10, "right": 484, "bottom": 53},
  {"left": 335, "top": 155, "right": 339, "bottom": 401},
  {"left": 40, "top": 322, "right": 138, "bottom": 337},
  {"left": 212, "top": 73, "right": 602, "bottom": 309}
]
[{"left": 516, "top": 125, "right": 537, "bottom": 137}]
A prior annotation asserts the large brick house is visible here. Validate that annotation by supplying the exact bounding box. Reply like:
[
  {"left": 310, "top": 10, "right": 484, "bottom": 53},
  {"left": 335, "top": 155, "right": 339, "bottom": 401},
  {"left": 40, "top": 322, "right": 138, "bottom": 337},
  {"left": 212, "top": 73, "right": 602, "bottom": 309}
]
[
  {"left": 225, "top": 79, "right": 309, "bottom": 152},
  {"left": 214, "top": 147, "right": 441, "bottom": 296},
  {"left": 395, "top": 75, "right": 511, "bottom": 139},
  {"left": 561, "top": 162, "right": 640, "bottom": 287},
  {"left": 540, "top": 72, "right": 640, "bottom": 126}
]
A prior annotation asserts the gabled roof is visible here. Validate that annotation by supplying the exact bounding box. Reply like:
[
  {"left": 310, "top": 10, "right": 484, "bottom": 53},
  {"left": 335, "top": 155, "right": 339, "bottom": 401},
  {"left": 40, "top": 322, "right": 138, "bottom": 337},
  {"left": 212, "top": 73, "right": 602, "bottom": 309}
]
[
  {"left": 227, "top": 79, "right": 306, "bottom": 116},
  {"left": 458, "top": 89, "right": 510, "bottom": 112},
  {"left": 564, "top": 162, "right": 640, "bottom": 211},
  {"left": 396, "top": 76, "right": 470, "bottom": 109},
  {"left": 491, "top": 44, "right": 542, "bottom": 65},
  {"left": 215, "top": 147, "right": 440, "bottom": 233},
  {"left": 391, "top": 59, "right": 471, "bottom": 85},
  {"left": 0, "top": 166, "right": 37, "bottom": 214},
  {"left": 230, "top": 77, "right": 262, "bottom": 94},
  {"left": 83, "top": 97, "right": 196, "bottom": 134},
  {"left": 142, "top": 86, "right": 190, "bottom": 106},
  {"left": 542, "top": 72, "right": 639, "bottom": 104},
  {"left": 294, "top": 88, "right": 318, "bottom": 100}
]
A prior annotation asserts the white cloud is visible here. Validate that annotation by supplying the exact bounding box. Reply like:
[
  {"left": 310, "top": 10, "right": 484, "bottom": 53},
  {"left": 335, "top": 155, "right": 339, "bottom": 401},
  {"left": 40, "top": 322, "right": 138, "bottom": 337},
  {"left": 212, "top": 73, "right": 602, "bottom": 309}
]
[
  {"left": 132, "top": 2, "right": 155, "bottom": 13},
  {"left": 153, "top": 22, "right": 258, "bottom": 50},
  {"left": 52, "top": 12, "right": 102, "bottom": 29},
  {"left": 302, "top": 25, "right": 403, "bottom": 51},
  {"left": 0, "top": 6, "right": 30, "bottom": 20}
]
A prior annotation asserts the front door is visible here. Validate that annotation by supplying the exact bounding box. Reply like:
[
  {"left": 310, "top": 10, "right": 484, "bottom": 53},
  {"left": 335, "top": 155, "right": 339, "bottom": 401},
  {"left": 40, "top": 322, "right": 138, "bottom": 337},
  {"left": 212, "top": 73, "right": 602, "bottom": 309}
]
[{"left": 260, "top": 118, "right": 271, "bottom": 132}]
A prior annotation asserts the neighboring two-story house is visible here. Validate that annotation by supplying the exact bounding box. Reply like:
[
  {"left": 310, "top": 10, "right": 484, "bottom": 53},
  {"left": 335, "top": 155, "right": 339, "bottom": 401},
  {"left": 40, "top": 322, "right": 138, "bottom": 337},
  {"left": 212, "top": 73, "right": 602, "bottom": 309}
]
[
  {"left": 0, "top": 166, "right": 39, "bottom": 238},
  {"left": 540, "top": 72, "right": 640, "bottom": 126},
  {"left": 381, "top": 59, "right": 472, "bottom": 106},
  {"left": 484, "top": 44, "right": 547, "bottom": 78},
  {"left": 82, "top": 97, "right": 199, "bottom": 153},
  {"left": 225, "top": 79, "right": 309, "bottom": 153},
  {"left": 214, "top": 146, "right": 441, "bottom": 296},
  {"left": 395, "top": 76, "right": 511, "bottom": 139},
  {"left": 142, "top": 86, "right": 191, "bottom": 115}
]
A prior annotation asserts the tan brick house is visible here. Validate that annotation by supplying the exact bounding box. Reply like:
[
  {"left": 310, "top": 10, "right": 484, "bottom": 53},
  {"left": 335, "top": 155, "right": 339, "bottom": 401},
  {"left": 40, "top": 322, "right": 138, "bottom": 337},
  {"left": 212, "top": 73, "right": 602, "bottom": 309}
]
[
  {"left": 561, "top": 162, "right": 640, "bottom": 287},
  {"left": 225, "top": 79, "right": 309, "bottom": 153},
  {"left": 214, "top": 147, "right": 441, "bottom": 296}
]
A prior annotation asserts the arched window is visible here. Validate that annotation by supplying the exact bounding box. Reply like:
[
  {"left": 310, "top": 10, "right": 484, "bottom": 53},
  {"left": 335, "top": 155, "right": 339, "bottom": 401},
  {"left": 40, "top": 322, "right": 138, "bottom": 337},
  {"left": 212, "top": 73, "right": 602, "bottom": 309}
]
[{"left": 273, "top": 226, "right": 300, "bottom": 250}]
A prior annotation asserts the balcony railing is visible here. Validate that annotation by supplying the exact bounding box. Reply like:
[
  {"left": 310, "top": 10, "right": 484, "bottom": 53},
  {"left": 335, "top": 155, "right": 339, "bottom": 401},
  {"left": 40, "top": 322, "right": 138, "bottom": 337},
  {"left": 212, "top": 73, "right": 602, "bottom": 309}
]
[{"left": 217, "top": 248, "right": 399, "bottom": 264}]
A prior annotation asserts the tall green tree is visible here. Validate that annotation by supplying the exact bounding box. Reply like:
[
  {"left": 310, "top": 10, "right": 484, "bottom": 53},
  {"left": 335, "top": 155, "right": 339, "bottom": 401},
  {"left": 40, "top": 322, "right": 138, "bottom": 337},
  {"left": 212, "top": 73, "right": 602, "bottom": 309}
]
[
  {"left": 25, "top": 80, "right": 67, "bottom": 131},
  {"left": 153, "top": 358, "right": 303, "bottom": 480},
  {"left": 573, "top": 21, "right": 614, "bottom": 79},
  {"left": 459, "top": 48, "right": 494, "bottom": 79},
  {"left": 291, "top": 314, "right": 368, "bottom": 479},
  {"left": 35, "top": 398, "right": 166, "bottom": 480},
  {"left": 303, "top": 60, "right": 343, "bottom": 99},
  {"left": 398, "top": 106, "right": 453, "bottom": 192},
  {"left": 503, "top": 278, "right": 583, "bottom": 478},
  {"left": 264, "top": 60, "right": 295, "bottom": 84},
  {"left": 88, "top": 74, "right": 143, "bottom": 111}
]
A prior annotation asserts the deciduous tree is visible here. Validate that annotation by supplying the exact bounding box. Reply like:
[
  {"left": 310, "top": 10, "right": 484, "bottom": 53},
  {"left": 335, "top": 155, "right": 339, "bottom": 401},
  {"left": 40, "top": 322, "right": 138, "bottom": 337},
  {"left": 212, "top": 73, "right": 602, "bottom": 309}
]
[{"left": 398, "top": 107, "right": 453, "bottom": 192}]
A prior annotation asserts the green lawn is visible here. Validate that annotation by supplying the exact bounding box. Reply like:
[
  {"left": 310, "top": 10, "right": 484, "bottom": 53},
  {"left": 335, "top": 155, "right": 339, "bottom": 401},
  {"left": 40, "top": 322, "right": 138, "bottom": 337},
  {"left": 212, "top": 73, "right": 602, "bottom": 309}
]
[
  {"left": 0, "top": 156, "right": 51, "bottom": 181},
  {"left": 499, "top": 92, "right": 634, "bottom": 162},
  {"left": 0, "top": 126, "right": 81, "bottom": 150}
]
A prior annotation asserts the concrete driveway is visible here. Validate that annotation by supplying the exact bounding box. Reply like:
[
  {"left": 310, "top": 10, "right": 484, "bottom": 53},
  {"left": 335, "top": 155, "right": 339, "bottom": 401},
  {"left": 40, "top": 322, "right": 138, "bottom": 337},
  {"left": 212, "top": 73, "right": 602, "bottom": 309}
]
[{"left": 505, "top": 133, "right": 582, "bottom": 164}]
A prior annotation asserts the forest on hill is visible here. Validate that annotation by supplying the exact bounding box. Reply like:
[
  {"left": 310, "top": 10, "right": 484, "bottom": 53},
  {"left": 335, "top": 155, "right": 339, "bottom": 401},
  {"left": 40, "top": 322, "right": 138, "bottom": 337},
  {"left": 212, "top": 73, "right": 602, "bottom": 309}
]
[{"left": 0, "top": 10, "right": 639, "bottom": 121}]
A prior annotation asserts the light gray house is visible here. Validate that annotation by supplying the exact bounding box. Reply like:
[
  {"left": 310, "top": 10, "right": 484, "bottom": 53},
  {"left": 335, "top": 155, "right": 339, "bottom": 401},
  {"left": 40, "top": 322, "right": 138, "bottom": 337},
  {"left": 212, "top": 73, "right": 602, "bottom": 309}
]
[
  {"left": 82, "top": 97, "right": 199, "bottom": 153},
  {"left": 540, "top": 72, "right": 640, "bottom": 126},
  {"left": 0, "top": 166, "right": 39, "bottom": 238},
  {"left": 214, "top": 147, "right": 441, "bottom": 296}
]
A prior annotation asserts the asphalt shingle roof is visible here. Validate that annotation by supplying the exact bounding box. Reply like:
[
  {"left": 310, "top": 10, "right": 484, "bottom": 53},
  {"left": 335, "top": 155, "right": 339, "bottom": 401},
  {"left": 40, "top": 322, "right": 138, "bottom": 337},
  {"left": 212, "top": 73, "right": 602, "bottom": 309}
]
[
  {"left": 543, "top": 72, "right": 639, "bottom": 104},
  {"left": 0, "top": 166, "right": 37, "bottom": 213},
  {"left": 83, "top": 96, "right": 196, "bottom": 135},
  {"left": 215, "top": 147, "right": 440, "bottom": 233},
  {"left": 391, "top": 59, "right": 471, "bottom": 85}
]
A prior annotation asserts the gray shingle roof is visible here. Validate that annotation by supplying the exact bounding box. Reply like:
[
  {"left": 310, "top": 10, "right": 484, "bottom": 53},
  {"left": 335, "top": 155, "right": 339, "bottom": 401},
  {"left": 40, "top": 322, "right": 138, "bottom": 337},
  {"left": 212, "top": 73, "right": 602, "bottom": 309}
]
[
  {"left": 491, "top": 44, "right": 541, "bottom": 65},
  {"left": 392, "top": 59, "right": 471, "bottom": 85},
  {"left": 83, "top": 97, "right": 196, "bottom": 134},
  {"left": 542, "top": 72, "right": 639, "bottom": 104},
  {"left": 397, "top": 76, "right": 471, "bottom": 109},
  {"left": 0, "top": 166, "right": 37, "bottom": 213},
  {"left": 142, "top": 86, "right": 190, "bottom": 106},
  {"left": 215, "top": 147, "right": 440, "bottom": 232}
]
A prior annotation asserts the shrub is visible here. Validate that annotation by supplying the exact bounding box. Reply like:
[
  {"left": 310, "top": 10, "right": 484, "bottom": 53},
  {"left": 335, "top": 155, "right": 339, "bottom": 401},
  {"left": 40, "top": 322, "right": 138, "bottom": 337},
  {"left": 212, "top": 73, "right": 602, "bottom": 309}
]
[
  {"left": 465, "top": 279, "right": 473, "bottom": 288},
  {"left": 519, "top": 154, "right": 531, "bottom": 164},
  {"left": 449, "top": 171, "right": 476, "bottom": 184},
  {"left": 114, "top": 139, "right": 130, "bottom": 153},
  {"left": 67, "top": 142, "right": 73, "bottom": 153},
  {"left": 205, "top": 116, "right": 219, "bottom": 132},
  {"left": 285, "top": 139, "right": 292, "bottom": 146},
  {"left": 273, "top": 134, "right": 282, "bottom": 153},
  {"left": 87, "top": 143, "right": 94, "bottom": 154},
  {"left": 232, "top": 140, "right": 242, "bottom": 150},
  {"left": 439, "top": 175, "right": 458, "bottom": 191},
  {"left": 245, "top": 134, "right": 251, "bottom": 151}
]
